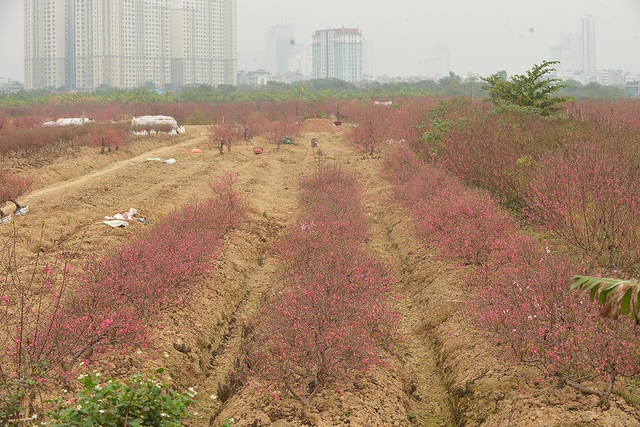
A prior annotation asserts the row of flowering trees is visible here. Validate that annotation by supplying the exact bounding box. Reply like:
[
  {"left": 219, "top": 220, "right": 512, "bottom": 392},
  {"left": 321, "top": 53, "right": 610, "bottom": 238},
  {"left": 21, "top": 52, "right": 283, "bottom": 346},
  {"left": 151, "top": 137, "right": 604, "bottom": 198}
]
[
  {"left": 209, "top": 112, "right": 300, "bottom": 154},
  {"left": 342, "top": 98, "right": 441, "bottom": 156},
  {"left": 0, "top": 121, "right": 129, "bottom": 167},
  {"left": 247, "top": 164, "right": 400, "bottom": 420},
  {"left": 0, "top": 173, "right": 246, "bottom": 423},
  {"left": 419, "top": 99, "right": 640, "bottom": 274},
  {"left": 342, "top": 95, "right": 640, "bottom": 320},
  {"left": 1, "top": 96, "right": 455, "bottom": 169},
  {"left": 381, "top": 143, "right": 640, "bottom": 405}
]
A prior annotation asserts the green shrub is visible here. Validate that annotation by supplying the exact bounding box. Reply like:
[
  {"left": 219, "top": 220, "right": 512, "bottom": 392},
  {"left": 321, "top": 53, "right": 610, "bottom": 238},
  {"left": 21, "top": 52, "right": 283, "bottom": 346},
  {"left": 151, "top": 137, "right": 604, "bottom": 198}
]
[
  {"left": 48, "top": 369, "right": 193, "bottom": 427},
  {"left": 184, "top": 109, "right": 210, "bottom": 125},
  {"left": 313, "top": 109, "right": 326, "bottom": 118},
  {"left": 482, "top": 60, "right": 570, "bottom": 116}
]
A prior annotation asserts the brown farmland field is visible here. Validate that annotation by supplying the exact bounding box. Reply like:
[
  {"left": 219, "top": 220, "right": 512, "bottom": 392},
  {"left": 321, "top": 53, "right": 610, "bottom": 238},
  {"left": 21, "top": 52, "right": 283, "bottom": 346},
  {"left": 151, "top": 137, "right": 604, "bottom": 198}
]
[{"left": 1, "top": 117, "right": 639, "bottom": 427}]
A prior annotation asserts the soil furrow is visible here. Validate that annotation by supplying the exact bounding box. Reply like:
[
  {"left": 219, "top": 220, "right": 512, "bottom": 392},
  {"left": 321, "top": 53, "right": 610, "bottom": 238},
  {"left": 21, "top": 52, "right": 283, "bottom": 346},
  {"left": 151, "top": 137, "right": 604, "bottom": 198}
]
[{"left": 352, "top": 156, "right": 456, "bottom": 426}]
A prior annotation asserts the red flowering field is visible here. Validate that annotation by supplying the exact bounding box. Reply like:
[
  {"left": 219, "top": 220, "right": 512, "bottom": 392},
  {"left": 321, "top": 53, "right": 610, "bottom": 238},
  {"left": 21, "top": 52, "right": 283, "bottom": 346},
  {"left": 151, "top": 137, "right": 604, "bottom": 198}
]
[{"left": 1, "top": 98, "right": 639, "bottom": 426}]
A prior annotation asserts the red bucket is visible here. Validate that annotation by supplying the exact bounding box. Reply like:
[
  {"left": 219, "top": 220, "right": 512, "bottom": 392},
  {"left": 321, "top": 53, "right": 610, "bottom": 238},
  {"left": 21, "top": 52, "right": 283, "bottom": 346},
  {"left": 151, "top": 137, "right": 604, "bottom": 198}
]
[{"left": 253, "top": 146, "right": 263, "bottom": 154}]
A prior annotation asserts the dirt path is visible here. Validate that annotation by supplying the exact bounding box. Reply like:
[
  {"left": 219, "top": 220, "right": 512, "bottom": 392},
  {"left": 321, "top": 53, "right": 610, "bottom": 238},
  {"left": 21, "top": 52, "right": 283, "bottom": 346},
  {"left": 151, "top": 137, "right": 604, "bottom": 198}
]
[
  {"left": 22, "top": 131, "right": 207, "bottom": 206},
  {"left": 353, "top": 155, "right": 455, "bottom": 426},
  {"left": 3, "top": 126, "right": 310, "bottom": 253}
]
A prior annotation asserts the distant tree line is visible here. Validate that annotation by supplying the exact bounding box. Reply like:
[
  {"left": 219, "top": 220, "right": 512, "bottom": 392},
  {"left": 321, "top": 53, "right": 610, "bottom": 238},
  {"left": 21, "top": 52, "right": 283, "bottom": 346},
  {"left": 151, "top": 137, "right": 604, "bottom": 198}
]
[{"left": 0, "top": 73, "right": 632, "bottom": 108}]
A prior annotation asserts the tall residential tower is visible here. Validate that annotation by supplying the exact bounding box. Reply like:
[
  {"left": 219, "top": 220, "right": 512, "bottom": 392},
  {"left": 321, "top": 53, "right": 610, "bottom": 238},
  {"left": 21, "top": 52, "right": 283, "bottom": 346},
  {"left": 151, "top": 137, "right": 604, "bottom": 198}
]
[
  {"left": 170, "top": 0, "right": 237, "bottom": 87},
  {"left": 266, "top": 24, "right": 297, "bottom": 76},
  {"left": 550, "top": 14, "right": 596, "bottom": 81},
  {"left": 24, "top": 0, "right": 236, "bottom": 90},
  {"left": 580, "top": 14, "right": 596, "bottom": 76},
  {"left": 312, "top": 28, "right": 363, "bottom": 83},
  {"left": 24, "top": 0, "right": 69, "bottom": 90}
]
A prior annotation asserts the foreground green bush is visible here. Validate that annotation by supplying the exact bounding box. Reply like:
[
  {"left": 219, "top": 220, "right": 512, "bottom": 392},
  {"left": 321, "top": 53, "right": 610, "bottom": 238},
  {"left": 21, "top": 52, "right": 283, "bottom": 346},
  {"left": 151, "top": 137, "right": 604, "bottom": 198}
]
[{"left": 49, "top": 369, "right": 193, "bottom": 427}]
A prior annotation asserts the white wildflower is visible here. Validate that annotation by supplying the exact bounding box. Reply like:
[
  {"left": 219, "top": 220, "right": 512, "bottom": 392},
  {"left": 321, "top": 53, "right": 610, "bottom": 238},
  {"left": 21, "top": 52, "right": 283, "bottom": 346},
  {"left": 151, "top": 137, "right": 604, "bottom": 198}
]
[{"left": 186, "top": 386, "right": 197, "bottom": 398}]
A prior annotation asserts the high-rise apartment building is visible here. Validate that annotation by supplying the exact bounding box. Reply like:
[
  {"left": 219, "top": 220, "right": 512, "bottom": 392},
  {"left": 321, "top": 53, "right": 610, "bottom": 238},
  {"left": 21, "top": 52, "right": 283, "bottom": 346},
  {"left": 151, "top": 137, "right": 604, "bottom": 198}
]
[
  {"left": 580, "top": 14, "right": 596, "bottom": 76},
  {"left": 24, "top": 0, "right": 69, "bottom": 90},
  {"left": 24, "top": 0, "right": 236, "bottom": 90},
  {"left": 171, "top": 0, "right": 237, "bottom": 87},
  {"left": 426, "top": 45, "right": 451, "bottom": 79},
  {"left": 74, "top": 0, "right": 172, "bottom": 90},
  {"left": 266, "top": 25, "right": 296, "bottom": 76},
  {"left": 550, "top": 33, "right": 580, "bottom": 74},
  {"left": 312, "top": 28, "right": 362, "bottom": 83},
  {"left": 550, "top": 14, "right": 596, "bottom": 80}
]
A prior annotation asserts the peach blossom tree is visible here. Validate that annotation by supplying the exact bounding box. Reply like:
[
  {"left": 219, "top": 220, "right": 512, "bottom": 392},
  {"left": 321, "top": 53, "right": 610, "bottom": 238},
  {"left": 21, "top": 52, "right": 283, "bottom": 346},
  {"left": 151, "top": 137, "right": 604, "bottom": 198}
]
[{"left": 0, "top": 170, "right": 33, "bottom": 217}]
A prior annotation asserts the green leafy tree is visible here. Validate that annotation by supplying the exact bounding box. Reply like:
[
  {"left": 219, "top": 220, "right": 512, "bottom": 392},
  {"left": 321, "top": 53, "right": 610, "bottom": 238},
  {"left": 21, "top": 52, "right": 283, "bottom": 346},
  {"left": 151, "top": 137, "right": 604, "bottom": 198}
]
[
  {"left": 482, "top": 60, "right": 570, "bottom": 115},
  {"left": 438, "top": 72, "right": 467, "bottom": 97},
  {"left": 570, "top": 275, "right": 640, "bottom": 323},
  {"left": 560, "top": 80, "right": 625, "bottom": 100}
]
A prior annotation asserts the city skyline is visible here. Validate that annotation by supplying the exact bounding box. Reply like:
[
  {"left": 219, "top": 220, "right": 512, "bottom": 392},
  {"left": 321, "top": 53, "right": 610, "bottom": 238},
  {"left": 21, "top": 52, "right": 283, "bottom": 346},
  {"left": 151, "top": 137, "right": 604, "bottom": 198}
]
[
  {"left": 1, "top": 0, "right": 639, "bottom": 83},
  {"left": 220, "top": 0, "right": 640, "bottom": 79}
]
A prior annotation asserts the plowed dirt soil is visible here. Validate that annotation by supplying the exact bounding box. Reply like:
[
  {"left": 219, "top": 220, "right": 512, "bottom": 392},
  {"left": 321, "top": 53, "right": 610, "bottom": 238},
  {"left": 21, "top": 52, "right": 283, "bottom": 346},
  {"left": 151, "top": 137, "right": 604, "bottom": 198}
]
[{"left": 3, "top": 119, "right": 639, "bottom": 426}]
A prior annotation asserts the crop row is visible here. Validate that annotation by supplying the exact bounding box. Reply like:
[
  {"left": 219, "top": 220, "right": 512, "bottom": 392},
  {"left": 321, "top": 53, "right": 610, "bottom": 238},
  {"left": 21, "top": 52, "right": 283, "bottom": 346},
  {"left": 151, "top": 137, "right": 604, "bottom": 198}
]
[
  {"left": 419, "top": 100, "right": 640, "bottom": 274},
  {"left": 382, "top": 143, "right": 640, "bottom": 404},
  {"left": 0, "top": 173, "right": 247, "bottom": 423},
  {"left": 246, "top": 164, "right": 400, "bottom": 419}
]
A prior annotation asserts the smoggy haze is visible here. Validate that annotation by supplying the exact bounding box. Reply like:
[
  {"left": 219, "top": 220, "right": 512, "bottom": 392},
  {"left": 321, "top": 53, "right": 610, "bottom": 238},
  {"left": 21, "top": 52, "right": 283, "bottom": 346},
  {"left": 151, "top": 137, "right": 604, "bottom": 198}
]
[{"left": 1, "top": 0, "right": 639, "bottom": 82}]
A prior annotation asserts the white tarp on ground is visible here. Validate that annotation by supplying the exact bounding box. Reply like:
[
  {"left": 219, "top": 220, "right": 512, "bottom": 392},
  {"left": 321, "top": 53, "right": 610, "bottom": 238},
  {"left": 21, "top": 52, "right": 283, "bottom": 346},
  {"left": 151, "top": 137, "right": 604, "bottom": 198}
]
[
  {"left": 104, "top": 207, "right": 139, "bottom": 221},
  {"left": 130, "top": 115, "right": 185, "bottom": 135},
  {"left": 42, "top": 117, "right": 96, "bottom": 127},
  {"left": 102, "top": 207, "right": 148, "bottom": 227},
  {"left": 144, "top": 157, "right": 176, "bottom": 164}
]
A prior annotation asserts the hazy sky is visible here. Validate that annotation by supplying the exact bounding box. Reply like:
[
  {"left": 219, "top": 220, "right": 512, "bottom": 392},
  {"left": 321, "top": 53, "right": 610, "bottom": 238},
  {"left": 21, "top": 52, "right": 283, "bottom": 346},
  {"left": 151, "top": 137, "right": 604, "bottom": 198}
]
[
  {"left": 236, "top": 0, "right": 640, "bottom": 77},
  {"left": 1, "top": 0, "right": 639, "bottom": 81}
]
